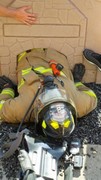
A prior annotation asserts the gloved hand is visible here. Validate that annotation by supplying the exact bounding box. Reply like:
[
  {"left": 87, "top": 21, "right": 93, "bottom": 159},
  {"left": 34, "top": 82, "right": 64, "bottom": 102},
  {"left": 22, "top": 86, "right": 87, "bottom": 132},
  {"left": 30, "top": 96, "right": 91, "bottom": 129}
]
[
  {"left": 72, "top": 63, "right": 85, "bottom": 82},
  {"left": 0, "top": 76, "right": 18, "bottom": 96}
]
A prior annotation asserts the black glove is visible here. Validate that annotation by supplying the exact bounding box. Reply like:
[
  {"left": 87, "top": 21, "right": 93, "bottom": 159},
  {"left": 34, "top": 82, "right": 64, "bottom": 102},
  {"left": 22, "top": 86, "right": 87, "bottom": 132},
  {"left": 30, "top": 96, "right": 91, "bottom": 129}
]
[
  {"left": 72, "top": 63, "right": 85, "bottom": 82},
  {"left": 0, "top": 76, "right": 18, "bottom": 96}
]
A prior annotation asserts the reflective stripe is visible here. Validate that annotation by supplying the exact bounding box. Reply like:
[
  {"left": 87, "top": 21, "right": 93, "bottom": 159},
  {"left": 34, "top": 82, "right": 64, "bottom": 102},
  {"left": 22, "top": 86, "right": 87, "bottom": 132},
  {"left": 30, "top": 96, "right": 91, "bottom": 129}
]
[
  {"left": 75, "top": 82, "right": 97, "bottom": 98},
  {"left": 71, "top": 114, "right": 75, "bottom": 124},
  {"left": 75, "top": 82, "right": 83, "bottom": 87},
  {"left": 42, "top": 120, "right": 47, "bottom": 129},
  {"left": 18, "top": 78, "right": 25, "bottom": 90},
  {"left": 1, "top": 88, "right": 15, "bottom": 98},
  {"left": 0, "top": 100, "right": 5, "bottom": 110},
  {"left": 64, "top": 120, "right": 71, "bottom": 128},
  {"left": 22, "top": 67, "right": 32, "bottom": 76},
  {"left": 34, "top": 66, "right": 66, "bottom": 77},
  {"left": 50, "top": 120, "right": 59, "bottom": 129},
  {"left": 18, "top": 52, "right": 26, "bottom": 62},
  {"left": 34, "top": 67, "right": 53, "bottom": 74},
  {"left": 83, "top": 90, "right": 97, "bottom": 98},
  {"left": 21, "top": 66, "right": 66, "bottom": 77},
  {"left": 19, "top": 66, "right": 66, "bottom": 89}
]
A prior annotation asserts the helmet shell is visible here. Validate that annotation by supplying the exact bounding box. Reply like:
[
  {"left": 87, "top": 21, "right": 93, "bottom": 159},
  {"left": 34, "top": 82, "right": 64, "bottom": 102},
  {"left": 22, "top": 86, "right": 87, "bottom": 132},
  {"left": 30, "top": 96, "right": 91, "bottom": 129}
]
[
  {"left": 41, "top": 102, "right": 75, "bottom": 139},
  {"left": 35, "top": 87, "right": 76, "bottom": 139}
]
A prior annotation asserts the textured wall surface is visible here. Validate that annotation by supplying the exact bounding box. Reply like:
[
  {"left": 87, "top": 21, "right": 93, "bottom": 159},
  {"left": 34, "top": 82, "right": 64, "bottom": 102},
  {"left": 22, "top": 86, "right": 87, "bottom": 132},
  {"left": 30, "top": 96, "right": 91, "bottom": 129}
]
[{"left": 0, "top": 0, "right": 100, "bottom": 83}]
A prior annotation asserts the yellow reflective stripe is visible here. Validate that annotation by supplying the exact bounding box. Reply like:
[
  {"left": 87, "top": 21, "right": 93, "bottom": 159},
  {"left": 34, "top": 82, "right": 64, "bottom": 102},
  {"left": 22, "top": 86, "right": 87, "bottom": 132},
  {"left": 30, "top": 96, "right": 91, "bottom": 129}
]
[
  {"left": 34, "top": 67, "right": 53, "bottom": 74},
  {"left": 83, "top": 90, "right": 97, "bottom": 98},
  {"left": 18, "top": 78, "right": 25, "bottom": 90},
  {"left": 42, "top": 120, "right": 47, "bottom": 129},
  {"left": 19, "top": 65, "right": 66, "bottom": 90},
  {"left": 60, "top": 71, "right": 66, "bottom": 77},
  {"left": 18, "top": 52, "right": 26, "bottom": 62},
  {"left": 75, "top": 82, "right": 97, "bottom": 98},
  {"left": 34, "top": 67, "right": 46, "bottom": 71},
  {"left": 21, "top": 66, "right": 66, "bottom": 77},
  {"left": 50, "top": 120, "right": 59, "bottom": 129},
  {"left": 0, "top": 100, "right": 5, "bottom": 110},
  {"left": 63, "top": 120, "right": 70, "bottom": 128},
  {"left": 22, "top": 67, "right": 32, "bottom": 76},
  {"left": 1, "top": 88, "right": 14, "bottom": 98},
  {"left": 34, "top": 66, "right": 66, "bottom": 77},
  {"left": 75, "top": 82, "right": 83, "bottom": 87}
]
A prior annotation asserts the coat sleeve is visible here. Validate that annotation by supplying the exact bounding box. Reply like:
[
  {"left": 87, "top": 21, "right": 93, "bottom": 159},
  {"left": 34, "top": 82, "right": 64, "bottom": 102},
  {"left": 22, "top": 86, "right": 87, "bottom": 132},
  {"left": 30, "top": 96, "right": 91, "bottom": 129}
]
[
  {"left": 73, "top": 82, "right": 97, "bottom": 118},
  {"left": 0, "top": 70, "right": 40, "bottom": 123},
  {"left": 0, "top": 90, "right": 36, "bottom": 123}
]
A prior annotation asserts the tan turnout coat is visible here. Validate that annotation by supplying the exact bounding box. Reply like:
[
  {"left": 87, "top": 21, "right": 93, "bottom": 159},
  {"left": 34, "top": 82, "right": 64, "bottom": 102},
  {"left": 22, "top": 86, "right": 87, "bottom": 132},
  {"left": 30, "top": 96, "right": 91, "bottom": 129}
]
[{"left": 0, "top": 48, "right": 97, "bottom": 123}]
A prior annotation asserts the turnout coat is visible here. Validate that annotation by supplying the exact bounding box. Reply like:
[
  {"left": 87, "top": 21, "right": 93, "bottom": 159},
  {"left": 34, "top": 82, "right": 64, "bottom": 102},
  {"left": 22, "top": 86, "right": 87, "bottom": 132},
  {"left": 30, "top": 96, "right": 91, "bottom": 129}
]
[{"left": 0, "top": 48, "right": 97, "bottom": 123}]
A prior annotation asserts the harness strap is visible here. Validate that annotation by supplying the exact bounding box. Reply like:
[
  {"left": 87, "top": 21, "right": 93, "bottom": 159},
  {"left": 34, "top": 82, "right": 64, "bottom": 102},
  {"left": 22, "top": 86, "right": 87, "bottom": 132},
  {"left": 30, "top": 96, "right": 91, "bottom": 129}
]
[{"left": 0, "top": 129, "right": 29, "bottom": 159}]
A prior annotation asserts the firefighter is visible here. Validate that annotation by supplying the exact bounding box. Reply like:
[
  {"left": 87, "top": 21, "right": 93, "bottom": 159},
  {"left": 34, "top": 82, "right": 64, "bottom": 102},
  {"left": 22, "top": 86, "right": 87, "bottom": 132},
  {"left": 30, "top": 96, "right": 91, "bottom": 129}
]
[{"left": 0, "top": 48, "right": 97, "bottom": 139}]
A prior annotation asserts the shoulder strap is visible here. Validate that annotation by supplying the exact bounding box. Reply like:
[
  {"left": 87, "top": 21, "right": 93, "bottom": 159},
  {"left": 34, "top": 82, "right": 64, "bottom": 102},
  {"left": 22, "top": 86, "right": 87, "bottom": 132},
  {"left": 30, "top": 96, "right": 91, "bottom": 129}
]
[{"left": 0, "top": 129, "right": 29, "bottom": 159}]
